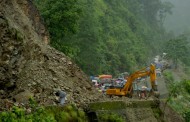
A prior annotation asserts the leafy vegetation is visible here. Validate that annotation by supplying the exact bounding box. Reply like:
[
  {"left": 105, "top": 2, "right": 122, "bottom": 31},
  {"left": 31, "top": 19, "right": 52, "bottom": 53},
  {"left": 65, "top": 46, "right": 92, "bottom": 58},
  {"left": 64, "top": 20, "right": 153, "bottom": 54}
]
[
  {"left": 163, "top": 71, "right": 174, "bottom": 85},
  {"left": 0, "top": 104, "right": 87, "bottom": 122},
  {"left": 162, "top": 67, "right": 190, "bottom": 121},
  {"left": 164, "top": 35, "right": 190, "bottom": 69},
  {"left": 184, "top": 109, "right": 190, "bottom": 122},
  {"left": 34, "top": 0, "right": 173, "bottom": 76},
  {"left": 33, "top": 0, "right": 82, "bottom": 58},
  {"left": 163, "top": 78, "right": 190, "bottom": 121},
  {"left": 98, "top": 113, "right": 125, "bottom": 122},
  {"left": 184, "top": 80, "right": 190, "bottom": 95}
]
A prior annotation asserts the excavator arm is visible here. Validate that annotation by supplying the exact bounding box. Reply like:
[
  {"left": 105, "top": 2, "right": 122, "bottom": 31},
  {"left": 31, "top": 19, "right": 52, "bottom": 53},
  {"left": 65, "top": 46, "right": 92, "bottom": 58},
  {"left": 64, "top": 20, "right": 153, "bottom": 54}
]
[{"left": 106, "top": 64, "right": 157, "bottom": 97}]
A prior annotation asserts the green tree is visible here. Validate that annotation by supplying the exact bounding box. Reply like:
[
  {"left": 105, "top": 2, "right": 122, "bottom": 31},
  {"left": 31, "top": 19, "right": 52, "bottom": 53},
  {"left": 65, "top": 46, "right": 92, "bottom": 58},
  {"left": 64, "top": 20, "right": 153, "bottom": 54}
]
[
  {"left": 158, "top": 1, "right": 173, "bottom": 26},
  {"left": 164, "top": 35, "right": 189, "bottom": 69},
  {"left": 34, "top": 0, "right": 81, "bottom": 37},
  {"left": 34, "top": 0, "right": 82, "bottom": 57}
]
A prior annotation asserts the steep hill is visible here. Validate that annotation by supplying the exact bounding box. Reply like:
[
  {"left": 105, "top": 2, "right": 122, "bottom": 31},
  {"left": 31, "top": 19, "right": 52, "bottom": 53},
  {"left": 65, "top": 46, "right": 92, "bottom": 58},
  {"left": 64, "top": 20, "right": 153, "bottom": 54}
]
[
  {"left": 0, "top": 0, "right": 101, "bottom": 110},
  {"left": 34, "top": 0, "right": 171, "bottom": 75}
]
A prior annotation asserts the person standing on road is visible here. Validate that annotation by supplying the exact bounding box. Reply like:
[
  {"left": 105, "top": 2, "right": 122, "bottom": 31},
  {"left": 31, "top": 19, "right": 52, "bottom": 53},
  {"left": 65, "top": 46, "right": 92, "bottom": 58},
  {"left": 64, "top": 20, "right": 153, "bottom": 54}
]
[{"left": 140, "top": 86, "right": 147, "bottom": 99}]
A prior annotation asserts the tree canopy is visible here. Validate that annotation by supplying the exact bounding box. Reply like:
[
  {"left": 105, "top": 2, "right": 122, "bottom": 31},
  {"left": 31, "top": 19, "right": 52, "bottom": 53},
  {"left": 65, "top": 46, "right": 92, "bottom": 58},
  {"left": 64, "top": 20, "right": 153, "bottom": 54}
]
[
  {"left": 164, "top": 35, "right": 190, "bottom": 68},
  {"left": 34, "top": 0, "right": 174, "bottom": 76}
]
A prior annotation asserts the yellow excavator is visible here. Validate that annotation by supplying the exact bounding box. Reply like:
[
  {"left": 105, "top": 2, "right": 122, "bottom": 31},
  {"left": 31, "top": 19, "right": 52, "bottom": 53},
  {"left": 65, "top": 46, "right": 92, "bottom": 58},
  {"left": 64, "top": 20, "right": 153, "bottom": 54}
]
[{"left": 106, "top": 64, "right": 159, "bottom": 97}]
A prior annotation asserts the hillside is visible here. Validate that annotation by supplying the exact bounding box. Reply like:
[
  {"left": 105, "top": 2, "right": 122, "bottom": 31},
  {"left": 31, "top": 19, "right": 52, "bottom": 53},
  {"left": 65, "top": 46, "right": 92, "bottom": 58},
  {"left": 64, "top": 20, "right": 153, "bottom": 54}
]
[
  {"left": 162, "top": 64, "right": 190, "bottom": 121},
  {"left": 0, "top": 0, "right": 189, "bottom": 122},
  {"left": 34, "top": 0, "right": 172, "bottom": 75},
  {"left": 0, "top": 0, "right": 102, "bottom": 110}
]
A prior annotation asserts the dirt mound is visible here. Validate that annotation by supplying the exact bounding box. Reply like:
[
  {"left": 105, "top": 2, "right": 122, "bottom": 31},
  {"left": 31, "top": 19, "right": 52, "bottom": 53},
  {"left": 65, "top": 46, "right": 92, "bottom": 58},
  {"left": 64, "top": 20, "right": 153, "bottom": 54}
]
[{"left": 0, "top": 0, "right": 101, "bottom": 110}]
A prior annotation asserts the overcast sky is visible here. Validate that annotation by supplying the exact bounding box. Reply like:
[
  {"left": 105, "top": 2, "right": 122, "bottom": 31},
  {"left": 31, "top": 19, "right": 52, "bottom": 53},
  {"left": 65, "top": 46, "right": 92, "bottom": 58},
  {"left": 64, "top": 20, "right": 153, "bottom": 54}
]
[{"left": 163, "top": 0, "right": 190, "bottom": 35}]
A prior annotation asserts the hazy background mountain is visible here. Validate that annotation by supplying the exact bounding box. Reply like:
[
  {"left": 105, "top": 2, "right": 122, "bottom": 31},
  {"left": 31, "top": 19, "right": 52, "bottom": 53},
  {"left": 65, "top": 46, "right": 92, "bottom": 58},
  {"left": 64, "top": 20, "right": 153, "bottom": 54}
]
[{"left": 163, "top": 0, "right": 190, "bottom": 35}]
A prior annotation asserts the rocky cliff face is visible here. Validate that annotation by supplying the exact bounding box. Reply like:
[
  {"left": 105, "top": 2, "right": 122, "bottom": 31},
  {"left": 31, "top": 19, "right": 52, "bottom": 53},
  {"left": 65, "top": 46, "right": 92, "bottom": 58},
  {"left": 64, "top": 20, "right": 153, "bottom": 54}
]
[{"left": 0, "top": 0, "right": 101, "bottom": 109}]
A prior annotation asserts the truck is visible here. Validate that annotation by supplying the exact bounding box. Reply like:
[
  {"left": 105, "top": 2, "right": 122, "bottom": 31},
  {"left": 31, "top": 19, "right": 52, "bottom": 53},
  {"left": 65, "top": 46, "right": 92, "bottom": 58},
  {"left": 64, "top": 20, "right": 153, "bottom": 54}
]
[{"left": 106, "top": 64, "right": 159, "bottom": 98}]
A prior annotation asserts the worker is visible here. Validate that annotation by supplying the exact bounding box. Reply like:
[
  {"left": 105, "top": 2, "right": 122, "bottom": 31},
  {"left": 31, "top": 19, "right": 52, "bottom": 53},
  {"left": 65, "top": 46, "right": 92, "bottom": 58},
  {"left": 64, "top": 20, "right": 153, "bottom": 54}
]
[
  {"left": 140, "top": 86, "right": 147, "bottom": 99},
  {"left": 55, "top": 90, "right": 67, "bottom": 105}
]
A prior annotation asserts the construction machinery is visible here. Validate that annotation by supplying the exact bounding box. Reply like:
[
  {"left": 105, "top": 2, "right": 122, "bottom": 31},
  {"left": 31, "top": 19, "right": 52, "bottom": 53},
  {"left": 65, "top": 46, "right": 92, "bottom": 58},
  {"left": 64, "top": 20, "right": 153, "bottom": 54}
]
[{"left": 106, "top": 64, "right": 159, "bottom": 97}]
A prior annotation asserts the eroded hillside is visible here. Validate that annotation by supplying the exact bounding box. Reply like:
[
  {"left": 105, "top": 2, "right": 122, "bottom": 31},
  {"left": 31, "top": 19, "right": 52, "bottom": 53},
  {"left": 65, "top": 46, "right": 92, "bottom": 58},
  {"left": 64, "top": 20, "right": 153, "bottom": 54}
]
[{"left": 0, "top": 0, "right": 101, "bottom": 109}]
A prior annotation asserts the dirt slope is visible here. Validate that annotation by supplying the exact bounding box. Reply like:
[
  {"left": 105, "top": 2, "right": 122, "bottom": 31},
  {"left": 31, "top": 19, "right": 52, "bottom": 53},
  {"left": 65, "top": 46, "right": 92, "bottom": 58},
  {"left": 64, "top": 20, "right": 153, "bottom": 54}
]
[{"left": 0, "top": 0, "right": 101, "bottom": 110}]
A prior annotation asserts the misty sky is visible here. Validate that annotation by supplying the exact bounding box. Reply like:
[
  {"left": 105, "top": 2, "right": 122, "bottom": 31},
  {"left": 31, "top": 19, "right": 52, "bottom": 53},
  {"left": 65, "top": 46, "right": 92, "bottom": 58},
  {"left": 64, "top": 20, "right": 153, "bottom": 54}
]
[{"left": 163, "top": 0, "right": 190, "bottom": 35}]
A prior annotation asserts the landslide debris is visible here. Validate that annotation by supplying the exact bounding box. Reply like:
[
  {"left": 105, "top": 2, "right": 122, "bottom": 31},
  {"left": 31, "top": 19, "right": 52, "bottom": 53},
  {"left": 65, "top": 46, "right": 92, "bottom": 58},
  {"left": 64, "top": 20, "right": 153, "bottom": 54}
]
[{"left": 0, "top": 0, "right": 101, "bottom": 110}]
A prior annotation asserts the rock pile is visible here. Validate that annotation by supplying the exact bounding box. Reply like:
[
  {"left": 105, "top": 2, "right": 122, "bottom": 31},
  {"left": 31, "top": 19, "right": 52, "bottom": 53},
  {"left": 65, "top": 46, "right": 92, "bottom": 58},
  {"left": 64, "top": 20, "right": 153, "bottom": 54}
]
[{"left": 0, "top": 0, "right": 101, "bottom": 110}]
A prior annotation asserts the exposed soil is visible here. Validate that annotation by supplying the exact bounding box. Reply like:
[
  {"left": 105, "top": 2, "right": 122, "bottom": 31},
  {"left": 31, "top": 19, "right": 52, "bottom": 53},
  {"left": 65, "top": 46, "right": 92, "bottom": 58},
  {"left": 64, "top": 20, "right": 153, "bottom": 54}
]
[{"left": 0, "top": 0, "right": 102, "bottom": 110}]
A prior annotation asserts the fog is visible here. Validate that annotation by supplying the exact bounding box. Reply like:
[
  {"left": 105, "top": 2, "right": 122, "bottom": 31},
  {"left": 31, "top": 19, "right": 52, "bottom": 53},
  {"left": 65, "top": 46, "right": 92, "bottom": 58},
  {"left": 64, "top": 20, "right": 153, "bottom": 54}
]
[{"left": 163, "top": 0, "right": 190, "bottom": 35}]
